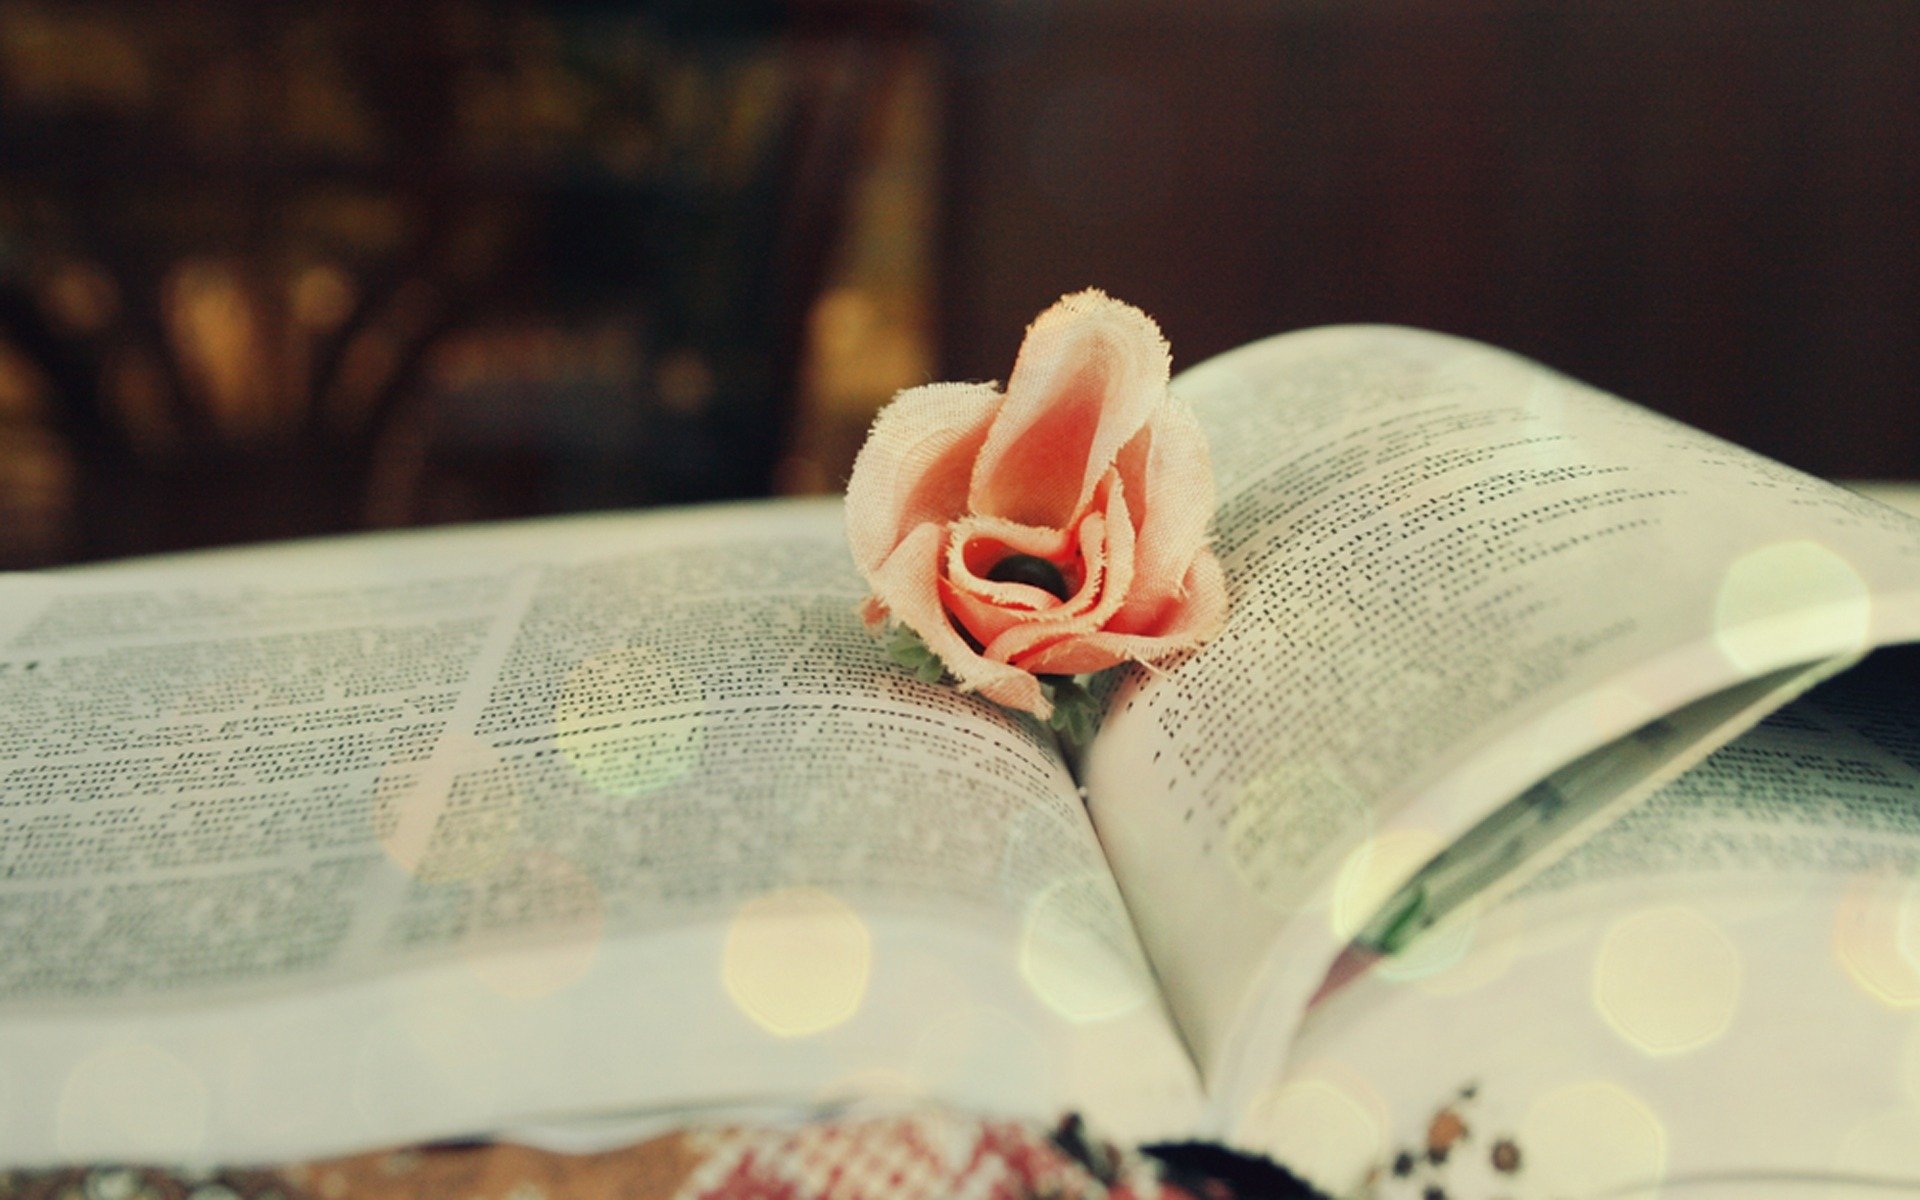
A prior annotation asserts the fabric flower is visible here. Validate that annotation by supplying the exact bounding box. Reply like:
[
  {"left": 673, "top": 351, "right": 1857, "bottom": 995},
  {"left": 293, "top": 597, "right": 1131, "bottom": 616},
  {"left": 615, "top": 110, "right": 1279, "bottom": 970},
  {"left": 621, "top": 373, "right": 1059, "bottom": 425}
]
[{"left": 845, "top": 289, "right": 1228, "bottom": 720}]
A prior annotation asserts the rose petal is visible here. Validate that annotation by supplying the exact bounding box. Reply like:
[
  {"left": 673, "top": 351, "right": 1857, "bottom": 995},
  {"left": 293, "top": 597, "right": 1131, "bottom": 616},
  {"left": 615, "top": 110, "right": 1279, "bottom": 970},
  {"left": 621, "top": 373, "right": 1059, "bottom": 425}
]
[
  {"left": 946, "top": 502, "right": 1113, "bottom": 650},
  {"left": 967, "top": 290, "right": 1171, "bottom": 529},
  {"left": 981, "top": 479, "right": 1138, "bottom": 665},
  {"left": 845, "top": 381, "right": 1003, "bottom": 578},
  {"left": 940, "top": 576, "right": 1042, "bottom": 648},
  {"left": 943, "top": 515, "right": 1079, "bottom": 611},
  {"left": 1107, "top": 398, "right": 1218, "bottom": 635},
  {"left": 866, "top": 521, "right": 1050, "bottom": 718},
  {"left": 1010, "top": 552, "right": 1229, "bottom": 675}
]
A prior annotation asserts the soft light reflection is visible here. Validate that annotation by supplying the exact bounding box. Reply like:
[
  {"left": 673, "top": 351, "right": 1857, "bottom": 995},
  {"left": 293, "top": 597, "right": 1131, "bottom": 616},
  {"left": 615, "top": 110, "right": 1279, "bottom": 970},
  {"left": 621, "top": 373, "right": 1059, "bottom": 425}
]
[
  {"left": 1903, "top": 1023, "right": 1920, "bottom": 1110},
  {"left": 1376, "top": 906, "right": 1479, "bottom": 984},
  {"left": 1330, "top": 829, "right": 1445, "bottom": 944},
  {"left": 57, "top": 1042, "right": 208, "bottom": 1161},
  {"left": 169, "top": 260, "right": 261, "bottom": 428},
  {"left": 1413, "top": 901, "right": 1525, "bottom": 998},
  {"left": 813, "top": 1066, "right": 926, "bottom": 1113},
  {"left": 462, "top": 851, "right": 605, "bottom": 1000},
  {"left": 1520, "top": 1079, "right": 1667, "bottom": 1197},
  {"left": 1516, "top": 363, "right": 1576, "bottom": 432},
  {"left": 1899, "top": 882, "right": 1920, "bottom": 983},
  {"left": 396, "top": 993, "right": 509, "bottom": 1091},
  {"left": 910, "top": 1008, "right": 1049, "bottom": 1104},
  {"left": 223, "top": 1024, "right": 339, "bottom": 1147},
  {"left": 722, "top": 887, "right": 871, "bottom": 1037},
  {"left": 1833, "top": 877, "right": 1920, "bottom": 1008},
  {"left": 1713, "top": 541, "right": 1870, "bottom": 674},
  {"left": 1593, "top": 904, "right": 1742, "bottom": 1056},
  {"left": 1238, "top": 1068, "right": 1387, "bottom": 1194},
  {"left": 555, "top": 645, "right": 706, "bottom": 796},
  {"left": 1581, "top": 681, "right": 1658, "bottom": 743},
  {"left": 347, "top": 1011, "right": 515, "bottom": 1133},
  {"left": 45, "top": 262, "right": 120, "bottom": 333},
  {"left": 292, "top": 263, "right": 355, "bottom": 328},
  {"left": 1019, "top": 875, "right": 1150, "bottom": 1021},
  {"left": 373, "top": 734, "right": 522, "bottom": 882},
  {"left": 1227, "top": 758, "right": 1372, "bottom": 913},
  {"left": 1832, "top": 1108, "right": 1920, "bottom": 1183}
]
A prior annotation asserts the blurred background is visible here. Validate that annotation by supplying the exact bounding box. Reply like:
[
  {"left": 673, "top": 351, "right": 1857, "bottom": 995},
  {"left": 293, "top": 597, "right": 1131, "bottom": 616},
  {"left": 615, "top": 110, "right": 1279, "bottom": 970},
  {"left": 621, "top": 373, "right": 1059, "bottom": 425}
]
[{"left": 0, "top": 0, "right": 1914, "bottom": 568}]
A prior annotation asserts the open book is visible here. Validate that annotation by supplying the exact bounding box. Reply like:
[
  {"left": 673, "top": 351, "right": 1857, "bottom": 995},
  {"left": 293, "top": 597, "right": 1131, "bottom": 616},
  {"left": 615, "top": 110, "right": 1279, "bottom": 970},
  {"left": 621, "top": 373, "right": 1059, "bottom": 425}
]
[{"left": 5, "top": 325, "right": 1920, "bottom": 1188}]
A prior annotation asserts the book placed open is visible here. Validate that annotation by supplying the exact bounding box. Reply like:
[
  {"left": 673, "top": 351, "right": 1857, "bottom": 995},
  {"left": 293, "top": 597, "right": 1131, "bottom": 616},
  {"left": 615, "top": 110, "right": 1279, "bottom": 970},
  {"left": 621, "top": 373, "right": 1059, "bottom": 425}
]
[{"left": 4, "top": 326, "right": 1919, "bottom": 1191}]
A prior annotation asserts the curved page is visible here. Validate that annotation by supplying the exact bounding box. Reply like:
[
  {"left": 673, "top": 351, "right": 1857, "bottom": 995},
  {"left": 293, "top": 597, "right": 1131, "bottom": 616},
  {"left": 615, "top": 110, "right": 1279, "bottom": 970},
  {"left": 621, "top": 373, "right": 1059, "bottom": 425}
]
[
  {"left": 1265, "top": 649, "right": 1920, "bottom": 1194},
  {"left": 0, "top": 501, "right": 1201, "bottom": 1164},
  {"left": 1079, "top": 326, "right": 1920, "bottom": 1120}
]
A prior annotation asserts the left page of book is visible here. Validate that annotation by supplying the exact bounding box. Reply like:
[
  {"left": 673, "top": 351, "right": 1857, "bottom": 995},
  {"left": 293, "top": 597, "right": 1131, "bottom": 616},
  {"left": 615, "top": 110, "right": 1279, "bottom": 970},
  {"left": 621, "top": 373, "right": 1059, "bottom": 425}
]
[{"left": 0, "top": 500, "right": 1203, "bottom": 1166}]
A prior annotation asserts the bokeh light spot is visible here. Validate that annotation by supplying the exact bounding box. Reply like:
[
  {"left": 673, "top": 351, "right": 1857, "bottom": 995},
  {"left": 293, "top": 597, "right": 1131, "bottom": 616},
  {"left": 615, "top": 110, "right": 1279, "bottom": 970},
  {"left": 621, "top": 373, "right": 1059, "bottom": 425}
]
[
  {"left": 1019, "top": 875, "right": 1151, "bottom": 1022},
  {"left": 1713, "top": 541, "right": 1870, "bottom": 674},
  {"left": 56, "top": 1043, "right": 209, "bottom": 1161},
  {"left": 1412, "top": 901, "right": 1525, "bottom": 998},
  {"left": 1237, "top": 1069, "right": 1387, "bottom": 1195},
  {"left": 1376, "top": 907, "right": 1479, "bottom": 984},
  {"left": 1330, "top": 830, "right": 1445, "bottom": 944},
  {"left": 1834, "top": 876, "right": 1920, "bottom": 1008},
  {"left": 1520, "top": 1079, "right": 1667, "bottom": 1197},
  {"left": 555, "top": 645, "right": 705, "bottom": 796},
  {"left": 1593, "top": 904, "right": 1742, "bottom": 1056},
  {"left": 723, "top": 887, "right": 871, "bottom": 1037},
  {"left": 291, "top": 263, "right": 355, "bottom": 328}
]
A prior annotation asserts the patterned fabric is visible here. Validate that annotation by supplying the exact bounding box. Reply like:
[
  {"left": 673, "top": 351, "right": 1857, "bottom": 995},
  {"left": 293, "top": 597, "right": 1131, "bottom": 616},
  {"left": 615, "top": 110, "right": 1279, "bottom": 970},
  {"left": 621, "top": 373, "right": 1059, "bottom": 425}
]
[
  {"left": 678, "top": 1112, "right": 1195, "bottom": 1199},
  {"left": 0, "top": 1113, "right": 1321, "bottom": 1200}
]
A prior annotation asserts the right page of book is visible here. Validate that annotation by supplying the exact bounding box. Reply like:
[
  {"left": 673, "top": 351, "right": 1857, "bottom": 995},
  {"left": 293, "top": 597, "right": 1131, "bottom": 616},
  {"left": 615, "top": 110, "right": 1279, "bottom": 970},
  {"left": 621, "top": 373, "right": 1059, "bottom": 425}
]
[
  {"left": 1078, "top": 325, "right": 1920, "bottom": 1119},
  {"left": 1262, "top": 646, "right": 1920, "bottom": 1196}
]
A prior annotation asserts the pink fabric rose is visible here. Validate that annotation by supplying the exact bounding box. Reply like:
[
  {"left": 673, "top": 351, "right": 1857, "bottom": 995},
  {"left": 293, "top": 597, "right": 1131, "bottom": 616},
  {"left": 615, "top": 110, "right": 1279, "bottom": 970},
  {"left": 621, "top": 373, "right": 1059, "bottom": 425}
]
[{"left": 845, "top": 289, "right": 1229, "bottom": 719}]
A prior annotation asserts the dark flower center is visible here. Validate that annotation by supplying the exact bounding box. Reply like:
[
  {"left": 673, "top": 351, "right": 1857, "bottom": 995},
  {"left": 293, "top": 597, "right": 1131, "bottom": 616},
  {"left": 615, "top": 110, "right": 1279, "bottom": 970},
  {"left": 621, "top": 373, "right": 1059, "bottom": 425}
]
[{"left": 986, "top": 553, "right": 1072, "bottom": 601}]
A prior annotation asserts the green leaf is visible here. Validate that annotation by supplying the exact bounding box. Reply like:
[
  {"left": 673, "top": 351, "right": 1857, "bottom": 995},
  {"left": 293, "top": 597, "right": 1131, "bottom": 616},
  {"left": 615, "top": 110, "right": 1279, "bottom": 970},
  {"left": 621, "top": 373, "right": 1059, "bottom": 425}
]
[
  {"left": 886, "top": 624, "right": 948, "bottom": 683},
  {"left": 883, "top": 631, "right": 1108, "bottom": 747},
  {"left": 1043, "top": 676, "right": 1101, "bottom": 749}
]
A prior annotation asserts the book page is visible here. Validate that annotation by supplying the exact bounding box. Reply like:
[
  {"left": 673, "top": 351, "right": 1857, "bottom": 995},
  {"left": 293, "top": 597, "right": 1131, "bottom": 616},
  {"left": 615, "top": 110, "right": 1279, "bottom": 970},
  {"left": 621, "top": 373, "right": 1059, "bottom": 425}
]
[
  {"left": 1078, "top": 326, "right": 1920, "bottom": 1115},
  {"left": 0, "top": 501, "right": 1202, "bottom": 1164},
  {"left": 1259, "top": 647, "right": 1920, "bottom": 1196}
]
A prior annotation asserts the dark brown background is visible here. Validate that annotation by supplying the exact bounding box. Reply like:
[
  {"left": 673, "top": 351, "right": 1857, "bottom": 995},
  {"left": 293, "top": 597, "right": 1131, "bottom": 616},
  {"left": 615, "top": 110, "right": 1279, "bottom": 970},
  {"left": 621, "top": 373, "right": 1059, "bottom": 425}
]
[
  {"left": 937, "top": 0, "right": 1920, "bottom": 478},
  {"left": 0, "top": 0, "right": 1915, "bottom": 566}
]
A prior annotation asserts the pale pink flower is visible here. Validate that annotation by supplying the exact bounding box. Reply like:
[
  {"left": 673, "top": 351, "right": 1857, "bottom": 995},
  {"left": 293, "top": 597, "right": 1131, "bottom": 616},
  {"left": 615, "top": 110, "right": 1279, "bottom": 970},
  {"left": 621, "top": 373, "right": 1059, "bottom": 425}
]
[{"left": 845, "top": 289, "right": 1228, "bottom": 719}]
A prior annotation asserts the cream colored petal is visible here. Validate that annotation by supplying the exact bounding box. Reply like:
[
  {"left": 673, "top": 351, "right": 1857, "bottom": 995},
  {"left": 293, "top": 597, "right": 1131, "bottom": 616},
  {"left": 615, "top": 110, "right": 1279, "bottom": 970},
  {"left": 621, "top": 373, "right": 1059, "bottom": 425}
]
[
  {"left": 867, "top": 521, "right": 1050, "bottom": 718},
  {"left": 845, "top": 381, "right": 1003, "bottom": 578},
  {"left": 1013, "top": 552, "right": 1228, "bottom": 675},
  {"left": 967, "top": 290, "right": 1171, "bottom": 529},
  {"left": 1109, "top": 395, "right": 1218, "bottom": 632},
  {"left": 944, "top": 500, "right": 1113, "bottom": 652},
  {"left": 942, "top": 514, "right": 1079, "bottom": 610},
  {"left": 982, "top": 480, "right": 1138, "bottom": 664},
  {"left": 942, "top": 577, "right": 1050, "bottom": 649}
]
